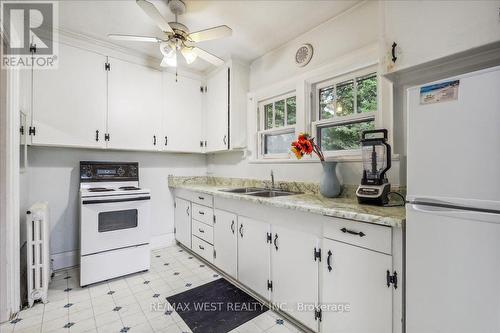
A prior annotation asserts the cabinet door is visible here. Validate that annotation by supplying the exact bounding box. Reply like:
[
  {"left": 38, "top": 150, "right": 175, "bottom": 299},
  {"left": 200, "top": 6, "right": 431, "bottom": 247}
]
[
  {"left": 174, "top": 198, "right": 191, "bottom": 248},
  {"left": 32, "top": 42, "right": 107, "bottom": 148},
  {"left": 271, "top": 226, "right": 319, "bottom": 331},
  {"left": 162, "top": 72, "right": 203, "bottom": 152},
  {"left": 321, "top": 238, "right": 392, "bottom": 333},
  {"left": 107, "top": 58, "right": 162, "bottom": 151},
  {"left": 205, "top": 66, "right": 229, "bottom": 152},
  {"left": 213, "top": 210, "right": 237, "bottom": 278},
  {"left": 237, "top": 216, "right": 270, "bottom": 299}
]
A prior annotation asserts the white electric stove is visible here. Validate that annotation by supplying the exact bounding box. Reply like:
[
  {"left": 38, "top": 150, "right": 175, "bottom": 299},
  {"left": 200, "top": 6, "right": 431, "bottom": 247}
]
[{"left": 79, "top": 161, "right": 151, "bottom": 286}]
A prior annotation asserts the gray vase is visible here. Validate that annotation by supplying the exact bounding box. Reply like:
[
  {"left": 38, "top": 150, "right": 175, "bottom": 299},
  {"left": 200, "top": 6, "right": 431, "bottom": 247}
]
[{"left": 320, "top": 161, "right": 341, "bottom": 198}]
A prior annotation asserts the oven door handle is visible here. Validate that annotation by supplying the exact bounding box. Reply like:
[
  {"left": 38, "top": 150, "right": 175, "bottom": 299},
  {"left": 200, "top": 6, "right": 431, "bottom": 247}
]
[{"left": 82, "top": 196, "right": 151, "bottom": 205}]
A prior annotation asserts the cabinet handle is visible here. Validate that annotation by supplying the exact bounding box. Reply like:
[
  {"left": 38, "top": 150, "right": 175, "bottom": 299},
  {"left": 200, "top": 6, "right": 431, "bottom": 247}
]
[
  {"left": 231, "top": 220, "right": 235, "bottom": 234},
  {"left": 199, "top": 245, "right": 204, "bottom": 250},
  {"left": 239, "top": 224, "right": 243, "bottom": 238},
  {"left": 95, "top": 130, "right": 99, "bottom": 142},
  {"left": 198, "top": 228, "right": 205, "bottom": 233},
  {"left": 186, "top": 207, "right": 189, "bottom": 216},
  {"left": 340, "top": 227, "right": 365, "bottom": 237},
  {"left": 327, "top": 250, "right": 333, "bottom": 272},
  {"left": 198, "top": 211, "right": 205, "bottom": 215},
  {"left": 153, "top": 135, "right": 157, "bottom": 145},
  {"left": 198, "top": 196, "right": 205, "bottom": 200},
  {"left": 165, "top": 136, "right": 168, "bottom": 146},
  {"left": 391, "top": 42, "right": 398, "bottom": 63},
  {"left": 223, "top": 135, "right": 227, "bottom": 146},
  {"left": 273, "top": 233, "right": 279, "bottom": 251}
]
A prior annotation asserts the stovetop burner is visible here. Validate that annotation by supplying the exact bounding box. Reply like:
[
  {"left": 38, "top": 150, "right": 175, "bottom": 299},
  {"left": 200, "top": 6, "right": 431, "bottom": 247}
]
[
  {"left": 88, "top": 187, "right": 115, "bottom": 192},
  {"left": 119, "top": 186, "right": 141, "bottom": 191}
]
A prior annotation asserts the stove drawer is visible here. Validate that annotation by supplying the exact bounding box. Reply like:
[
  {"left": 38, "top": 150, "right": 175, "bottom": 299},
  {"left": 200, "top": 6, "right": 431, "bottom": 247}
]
[
  {"left": 192, "top": 203, "right": 214, "bottom": 226},
  {"left": 192, "top": 219, "right": 213, "bottom": 245},
  {"left": 192, "top": 235, "right": 213, "bottom": 263}
]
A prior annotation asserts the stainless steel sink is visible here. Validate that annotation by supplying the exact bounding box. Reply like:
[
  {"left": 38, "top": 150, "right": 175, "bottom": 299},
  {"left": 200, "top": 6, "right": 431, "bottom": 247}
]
[
  {"left": 219, "top": 187, "right": 267, "bottom": 194},
  {"left": 246, "top": 190, "right": 298, "bottom": 197}
]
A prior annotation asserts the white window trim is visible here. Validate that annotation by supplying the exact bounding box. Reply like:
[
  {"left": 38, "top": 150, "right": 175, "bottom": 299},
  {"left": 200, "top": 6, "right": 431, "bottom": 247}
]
[
  {"left": 257, "top": 91, "right": 296, "bottom": 160},
  {"left": 311, "top": 66, "right": 379, "bottom": 158}
]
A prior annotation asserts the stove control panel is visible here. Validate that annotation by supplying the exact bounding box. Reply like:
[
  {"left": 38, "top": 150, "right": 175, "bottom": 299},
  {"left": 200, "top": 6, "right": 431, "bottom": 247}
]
[{"left": 80, "top": 162, "right": 139, "bottom": 182}]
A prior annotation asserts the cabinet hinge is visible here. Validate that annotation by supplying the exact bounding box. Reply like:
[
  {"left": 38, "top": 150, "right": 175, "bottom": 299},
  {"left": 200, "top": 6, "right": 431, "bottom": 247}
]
[
  {"left": 213, "top": 215, "right": 216, "bottom": 223},
  {"left": 386, "top": 270, "right": 398, "bottom": 289},
  {"left": 105, "top": 62, "right": 111, "bottom": 71},
  {"left": 204, "top": 141, "right": 207, "bottom": 147},
  {"left": 20, "top": 126, "right": 24, "bottom": 135},
  {"left": 314, "top": 308, "right": 322, "bottom": 322},
  {"left": 267, "top": 280, "right": 273, "bottom": 291},
  {"left": 213, "top": 248, "right": 216, "bottom": 259},
  {"left": 314, "top": 247, "right": 321, "bottom": 262},
  {"left": 28, "top": 126, "right": 36, "bottom": 136},
  {"left": 174, "top": 227, "right": 176, "bottom": 234},
  {"left": 200, "top": 141, "right": 204, "bottom": 147},
  {"left": 266, "top": 233, "right": 272, "bottom": 244},
  {"left": 174, "top": 202, "right": 176, "bottom": 208},
  {"left": 29, "top": 43, "right": 36, "bottom": 54},
  {"left": 104, "top": 133, "right": 110, "bottom": 141}
]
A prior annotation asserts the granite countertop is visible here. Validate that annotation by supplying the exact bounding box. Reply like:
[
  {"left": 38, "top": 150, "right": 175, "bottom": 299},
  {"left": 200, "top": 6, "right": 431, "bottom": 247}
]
[{"left": 168, "top": 176, "right": 406, "bottom": 228}]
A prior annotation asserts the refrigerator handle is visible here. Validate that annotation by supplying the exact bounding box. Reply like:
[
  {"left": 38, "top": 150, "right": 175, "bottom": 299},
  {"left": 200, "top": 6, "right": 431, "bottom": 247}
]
[{"left": 409, "top": 203, "right": 500, "bottom": 224}]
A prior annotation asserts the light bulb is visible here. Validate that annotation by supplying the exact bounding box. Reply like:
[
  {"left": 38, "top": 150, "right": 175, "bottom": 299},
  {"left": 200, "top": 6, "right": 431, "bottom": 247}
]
[{"left": 181, "top": 47, "right": 198, "bottom": 64}]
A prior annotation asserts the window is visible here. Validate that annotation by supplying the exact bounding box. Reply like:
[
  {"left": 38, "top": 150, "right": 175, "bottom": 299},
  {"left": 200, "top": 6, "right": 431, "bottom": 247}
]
[
  {"left": 258, "top": 93, "right": 296, "bottom": 158},
  {"left": 313, "top": 71, "right": 377, "bottom": 153}
]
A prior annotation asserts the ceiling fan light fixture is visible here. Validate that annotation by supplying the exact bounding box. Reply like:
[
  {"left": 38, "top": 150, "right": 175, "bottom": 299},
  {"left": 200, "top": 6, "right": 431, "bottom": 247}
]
[{"left": 181, "top": 47, "right": 197, "bottom": 64}]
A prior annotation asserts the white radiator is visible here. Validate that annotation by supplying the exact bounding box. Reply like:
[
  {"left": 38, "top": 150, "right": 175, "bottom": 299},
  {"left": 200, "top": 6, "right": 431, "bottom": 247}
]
[{"left": 26, "top": 202, "right": 51, "bottom": 307}]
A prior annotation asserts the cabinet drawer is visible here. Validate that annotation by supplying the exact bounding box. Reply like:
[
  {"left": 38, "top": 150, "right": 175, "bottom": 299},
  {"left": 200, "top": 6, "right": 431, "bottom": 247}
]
[
  {"left": 191, "top": 192, "right": 213, "bottom": 207},
  {"left": 192, "top": 219, "right": 214, "bottom": 245},
  {"left": 192, "top": 236, "right": 213, "bottom": 263},
  {"left": 192, "top": 203, "right": 214, "bottom": 225},
  {"left": 323, "top": 217, "right": 391, "bottom": 254}
]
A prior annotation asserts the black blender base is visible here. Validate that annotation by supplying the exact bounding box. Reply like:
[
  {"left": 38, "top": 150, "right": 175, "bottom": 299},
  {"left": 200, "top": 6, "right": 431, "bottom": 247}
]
[{"left": 356, "top": 183, "right": 391, "bottom": 206}]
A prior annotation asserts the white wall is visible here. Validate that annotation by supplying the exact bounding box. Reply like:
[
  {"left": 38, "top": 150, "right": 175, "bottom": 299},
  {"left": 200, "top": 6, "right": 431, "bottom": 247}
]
[
  {"left": 207, "top": 1, "right": 395, "bottom": 186},
  {"left": 25, "top": 146, "right": 206, "bottom": 269}
]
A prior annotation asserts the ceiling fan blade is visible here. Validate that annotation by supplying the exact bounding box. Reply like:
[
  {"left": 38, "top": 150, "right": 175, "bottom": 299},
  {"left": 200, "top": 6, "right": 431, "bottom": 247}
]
[
  {"left": 108, "top": 34, "right": 161, "bottom": 43},
  {"left": 189, "top": 25, "right": 232, "bottom": 43},
  {"left": 136, "top": 0, "right": 173, "bottom": 33},
  {"left": 192, "top": 47, "right": 224, "bottom": 66}
]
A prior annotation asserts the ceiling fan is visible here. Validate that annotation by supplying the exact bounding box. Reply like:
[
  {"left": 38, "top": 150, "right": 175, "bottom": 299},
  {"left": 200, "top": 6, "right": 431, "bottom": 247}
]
[{"left": 108, "top": 0, "right": 232, "bottom": 67}]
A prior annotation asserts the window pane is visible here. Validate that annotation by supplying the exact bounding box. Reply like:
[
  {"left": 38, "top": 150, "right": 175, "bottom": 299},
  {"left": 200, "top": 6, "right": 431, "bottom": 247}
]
[
  {"left": 357, "top": 74, "right": 377, "bottom": 113},
  {"left": 286, "top": 97, "right": 296, "bottom": 125},
  {"left": 319, "top": 119, "right": 375, "bottom": 151},
  {"left": 264, "top": 131, "right": 295, "bottom": 155},
  {"left": 336, "top": 80, "right": 354, "bottom": 116},
  {"left": 264, "top": 103, "right": 273, "bottom": 129},
  {"left": 319, "top": 86, "right": 335, "bottom": 120},
  {"left": 275, "top": 100, "right": 285, "bottom": 127}
]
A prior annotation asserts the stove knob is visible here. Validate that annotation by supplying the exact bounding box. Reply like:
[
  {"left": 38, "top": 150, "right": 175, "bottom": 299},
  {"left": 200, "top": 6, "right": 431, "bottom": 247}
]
[
  {"left": 129, "top": 166, "right": 137, "bottom": 177},
  {"left": 117, "top": 167, "right": 125, "bottom": 177},
  {"left": 85, "top": 170, "right": 93, "bottom": 178}
]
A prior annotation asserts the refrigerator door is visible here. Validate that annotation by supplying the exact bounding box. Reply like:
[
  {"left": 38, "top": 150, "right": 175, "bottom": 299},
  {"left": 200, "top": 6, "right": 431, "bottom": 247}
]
[
  {"left": 406, "top": 204, "right": 500, "bottom": 333},
  {"left": 406, "top": 66, "right": 500, "bottom": 211}
]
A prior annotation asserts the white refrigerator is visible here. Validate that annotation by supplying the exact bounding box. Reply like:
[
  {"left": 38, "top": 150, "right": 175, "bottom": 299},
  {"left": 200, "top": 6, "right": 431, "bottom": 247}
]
[{"left": 406, "top": 66, "right": 500, "bottom": 333}]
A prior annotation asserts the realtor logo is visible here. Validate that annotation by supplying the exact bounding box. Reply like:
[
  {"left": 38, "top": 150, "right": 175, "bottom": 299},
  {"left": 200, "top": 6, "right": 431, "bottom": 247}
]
[{"left": 1, "top": 1, "right": 58, "bottom": 69}]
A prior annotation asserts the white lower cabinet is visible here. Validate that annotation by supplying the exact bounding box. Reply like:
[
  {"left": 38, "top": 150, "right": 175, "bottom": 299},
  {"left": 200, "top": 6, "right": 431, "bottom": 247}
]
[
  {"left": 237, "top": 216, "right": 271, "bottom": 300},
  {"left": 174, "top": 198, "right": 191, "bottom": 248},
  {"left": 192, "top": 235, "right": 214, "bottom": 264},
  {"left": 270, "top": 226, "right": 320, "bottom": 332},
  {"left": 213, "top": 209, "right": 238, "bottom": 279},
  {"left": 321, "top": 238, "right": 393, "bottom": 333}
]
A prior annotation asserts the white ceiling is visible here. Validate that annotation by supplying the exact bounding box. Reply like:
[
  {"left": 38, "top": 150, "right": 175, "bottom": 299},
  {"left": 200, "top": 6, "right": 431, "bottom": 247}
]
[{"left": 58, "top": 0, "right": 360, "bottom": 72}]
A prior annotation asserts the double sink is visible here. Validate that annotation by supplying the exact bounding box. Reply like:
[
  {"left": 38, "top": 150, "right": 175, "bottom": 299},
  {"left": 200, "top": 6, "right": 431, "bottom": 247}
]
[{"left": 220, "top": 187, "right": 301, "bottom": 198}]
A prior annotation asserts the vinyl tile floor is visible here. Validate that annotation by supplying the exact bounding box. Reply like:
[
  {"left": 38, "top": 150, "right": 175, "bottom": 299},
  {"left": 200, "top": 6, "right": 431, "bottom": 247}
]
[{"left": 1, "top": 244, "right": 305, "bottom": 333}]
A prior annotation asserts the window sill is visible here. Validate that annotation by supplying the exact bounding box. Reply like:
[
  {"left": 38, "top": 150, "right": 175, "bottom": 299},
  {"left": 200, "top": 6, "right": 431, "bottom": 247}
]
[{"left": 250, "top": 153, "right": 401, "bottom": 164}]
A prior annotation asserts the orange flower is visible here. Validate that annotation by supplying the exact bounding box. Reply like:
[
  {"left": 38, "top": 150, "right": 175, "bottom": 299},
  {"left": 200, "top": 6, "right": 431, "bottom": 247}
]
[{"left": 290, "top": 133, "right": 325, "bottom": 161}]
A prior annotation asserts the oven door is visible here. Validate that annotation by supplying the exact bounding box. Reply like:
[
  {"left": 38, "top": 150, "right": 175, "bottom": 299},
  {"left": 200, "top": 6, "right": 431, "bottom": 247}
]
[{"left": 80, "top": 194, "right": 151, "bottom": 256}]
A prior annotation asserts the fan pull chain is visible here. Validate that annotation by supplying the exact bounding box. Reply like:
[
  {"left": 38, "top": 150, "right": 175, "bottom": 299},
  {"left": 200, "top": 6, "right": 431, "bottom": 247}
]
[{"left": 176, "top": 68, "right": 178, "bottom": 83}]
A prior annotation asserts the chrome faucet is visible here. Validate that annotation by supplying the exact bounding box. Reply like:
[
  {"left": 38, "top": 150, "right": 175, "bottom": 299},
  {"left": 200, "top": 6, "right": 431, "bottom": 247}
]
[{"left": 270, "top": 170, "right": 275, "bottom": 189}]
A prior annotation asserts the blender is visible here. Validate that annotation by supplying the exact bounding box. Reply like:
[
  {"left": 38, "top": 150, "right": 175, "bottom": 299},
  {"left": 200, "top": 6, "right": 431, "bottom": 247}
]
[{"left": 356, "top": 129, "right": 391, "bottom": 205}]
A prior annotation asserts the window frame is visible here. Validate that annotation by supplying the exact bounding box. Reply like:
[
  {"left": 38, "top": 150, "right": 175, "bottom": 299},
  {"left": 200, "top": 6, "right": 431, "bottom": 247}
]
[
  {"left": 311, "top": 67, "right": 378, "bottom": 158},
  {"left": 257, "top": 91, "right": 297, "bottom": 159}
]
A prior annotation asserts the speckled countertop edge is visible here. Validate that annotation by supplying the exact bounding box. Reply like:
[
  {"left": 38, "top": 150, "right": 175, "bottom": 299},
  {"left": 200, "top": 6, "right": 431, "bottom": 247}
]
[{"left": 168, "top": 176, "right": 406, "bottom": 228}]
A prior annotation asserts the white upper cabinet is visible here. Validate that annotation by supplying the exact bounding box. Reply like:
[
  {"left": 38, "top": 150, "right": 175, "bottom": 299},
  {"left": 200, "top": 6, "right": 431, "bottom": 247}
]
[
  {"left": 383, "top": 1, "right": 500, "bottom": 73},
  {"left": 107, "top": 58, "right": 162, "bottom": 151},
  {"left": 270, "top": 226, "right": 320, "bottom": 332},
  {"left": 162, "top": 72, "right": 203, "bottom": 153},
  {"left": 205, "top": 60, "right": 249, "bottom": 153},
  {"left": 32, "top": 42, "right": 107, "bottom": 148}
]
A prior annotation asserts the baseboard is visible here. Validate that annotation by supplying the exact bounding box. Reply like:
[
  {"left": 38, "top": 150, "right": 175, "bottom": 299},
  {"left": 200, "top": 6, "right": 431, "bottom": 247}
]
[
  {"left": 51, "top": 250, "right": 79, "bottom": 271},
  {"left": 150, "top": 233, "right": 175, "bottom": 250}
]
